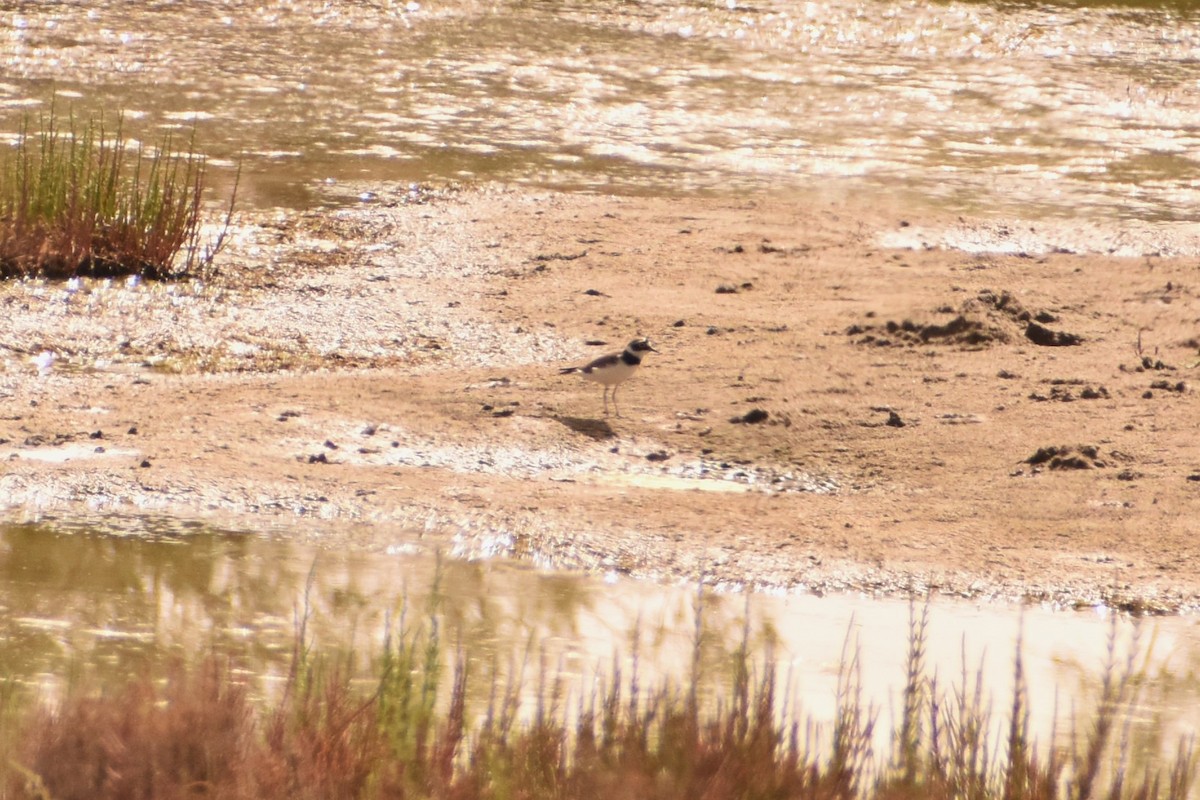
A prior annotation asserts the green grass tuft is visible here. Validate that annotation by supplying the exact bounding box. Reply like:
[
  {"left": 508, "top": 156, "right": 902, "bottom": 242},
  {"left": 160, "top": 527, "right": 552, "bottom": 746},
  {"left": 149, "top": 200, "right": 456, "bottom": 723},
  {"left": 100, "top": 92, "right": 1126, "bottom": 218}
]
[{"left": 0, "top": 105, "right": 236, "bottom": 281}]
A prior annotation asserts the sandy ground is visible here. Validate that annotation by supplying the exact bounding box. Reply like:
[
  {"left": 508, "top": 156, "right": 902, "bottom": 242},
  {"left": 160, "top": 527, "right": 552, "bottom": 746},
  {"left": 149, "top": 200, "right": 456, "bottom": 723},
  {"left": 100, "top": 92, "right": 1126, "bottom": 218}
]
[{"left": 1, "top": 185, "right": 1199, "bottom": 612}]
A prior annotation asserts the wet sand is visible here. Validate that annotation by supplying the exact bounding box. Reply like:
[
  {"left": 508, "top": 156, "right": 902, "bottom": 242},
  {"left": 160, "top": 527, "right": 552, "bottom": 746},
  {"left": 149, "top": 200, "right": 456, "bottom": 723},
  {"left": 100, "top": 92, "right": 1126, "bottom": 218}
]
[{"left": 2, "top": 186, "right": 1198, "bottom": 611}]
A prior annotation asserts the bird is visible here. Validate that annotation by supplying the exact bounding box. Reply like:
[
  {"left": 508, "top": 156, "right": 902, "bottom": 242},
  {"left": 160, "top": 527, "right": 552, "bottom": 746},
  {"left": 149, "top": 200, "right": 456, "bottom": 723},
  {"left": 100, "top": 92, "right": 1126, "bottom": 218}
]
[{"left": 560, "top": 337, "right": 657, "bottom": 418}]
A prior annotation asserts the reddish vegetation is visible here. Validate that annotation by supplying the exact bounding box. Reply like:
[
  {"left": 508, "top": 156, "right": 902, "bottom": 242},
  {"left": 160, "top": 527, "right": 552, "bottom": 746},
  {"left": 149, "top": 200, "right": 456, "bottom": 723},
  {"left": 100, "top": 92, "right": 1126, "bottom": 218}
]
[{"left": 4, "top": 611, "right": 1194, "bottom": 800}]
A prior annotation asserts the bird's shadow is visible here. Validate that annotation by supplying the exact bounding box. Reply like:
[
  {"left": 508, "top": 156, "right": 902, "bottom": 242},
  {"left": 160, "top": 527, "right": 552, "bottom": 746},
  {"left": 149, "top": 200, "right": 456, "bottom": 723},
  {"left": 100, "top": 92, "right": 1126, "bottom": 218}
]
[{"left": 553, "top": 415, "right": 615, "bottom": 440}]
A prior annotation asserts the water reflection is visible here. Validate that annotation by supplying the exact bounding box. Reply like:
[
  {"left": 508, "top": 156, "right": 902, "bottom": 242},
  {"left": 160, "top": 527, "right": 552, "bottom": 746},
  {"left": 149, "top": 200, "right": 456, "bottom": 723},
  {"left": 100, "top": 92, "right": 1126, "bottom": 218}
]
[
  {"left": 0, "top": 1, "right": 1198, "bottom": 221},
  {"left": 2, "top": 517, "right": 1199, "bottom": 760}
]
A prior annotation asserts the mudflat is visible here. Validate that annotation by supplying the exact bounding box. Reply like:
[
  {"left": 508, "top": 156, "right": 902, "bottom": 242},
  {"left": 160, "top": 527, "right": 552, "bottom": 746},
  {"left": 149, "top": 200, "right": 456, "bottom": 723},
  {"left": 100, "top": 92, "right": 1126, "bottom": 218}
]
[{"left": 2, "top": 186, "right": 1198, "bottom": 611}]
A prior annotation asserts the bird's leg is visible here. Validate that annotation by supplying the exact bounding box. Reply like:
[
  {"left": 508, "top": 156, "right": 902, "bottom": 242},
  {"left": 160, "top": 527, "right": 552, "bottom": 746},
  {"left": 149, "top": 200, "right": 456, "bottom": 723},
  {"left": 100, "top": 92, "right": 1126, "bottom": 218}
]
[
  {"left": 602, "top": 387, "right": 610, "bottom": 417},
  {"left": 613, "top": 385, "right": 621, "bottom": 418}
]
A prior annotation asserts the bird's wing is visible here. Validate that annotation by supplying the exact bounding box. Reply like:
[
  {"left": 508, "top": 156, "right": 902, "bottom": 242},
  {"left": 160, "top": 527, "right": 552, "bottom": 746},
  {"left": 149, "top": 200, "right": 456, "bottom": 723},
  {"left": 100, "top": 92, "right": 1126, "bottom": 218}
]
[{"left": 581, "top": 352, "right": 621, "bottom": 372}]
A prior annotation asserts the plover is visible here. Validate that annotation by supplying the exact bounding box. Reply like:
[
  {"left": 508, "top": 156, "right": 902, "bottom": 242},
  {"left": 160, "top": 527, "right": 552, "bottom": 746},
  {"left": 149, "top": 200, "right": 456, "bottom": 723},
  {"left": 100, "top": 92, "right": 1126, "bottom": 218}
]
[{"left": 560, "top": 337, "right": 657, "bottom": 417}]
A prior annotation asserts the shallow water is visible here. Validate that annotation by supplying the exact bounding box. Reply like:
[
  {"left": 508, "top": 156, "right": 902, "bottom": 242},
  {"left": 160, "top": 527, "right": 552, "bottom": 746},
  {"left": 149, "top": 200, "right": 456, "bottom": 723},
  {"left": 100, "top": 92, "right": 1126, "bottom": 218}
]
[
  {"left": 3, "top": 517, "right": 1198, "bottom": 761},
  {"left": 1, "top": 0, "right": 1199, "bottom": 224}
]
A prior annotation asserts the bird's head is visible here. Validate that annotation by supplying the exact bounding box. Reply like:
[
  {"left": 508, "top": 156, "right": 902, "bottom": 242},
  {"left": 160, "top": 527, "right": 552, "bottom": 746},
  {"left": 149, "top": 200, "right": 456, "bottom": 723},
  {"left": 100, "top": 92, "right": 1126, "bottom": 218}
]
[{"left": 628, "top": 337, "right": 657, "bottom": 354}]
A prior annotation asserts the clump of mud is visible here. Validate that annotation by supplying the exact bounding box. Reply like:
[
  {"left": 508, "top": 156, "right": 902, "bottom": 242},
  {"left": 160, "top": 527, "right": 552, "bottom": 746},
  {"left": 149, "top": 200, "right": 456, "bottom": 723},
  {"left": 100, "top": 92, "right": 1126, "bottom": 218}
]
[
  {"left": 847, "top": 289, "right": 1082, "bottom": 349},
  {"left": 1024, "top": 322, "right": 1082, "bottom": 347},
  {"left": 1028, "top": 381, "right": 1109, "bottom": 402},
  {"left": 1122, "top": 355, "right": 1177, "bottom": 373},
  {"left": 1024, "top": 444, "right": 1106, "bottom": 471}
]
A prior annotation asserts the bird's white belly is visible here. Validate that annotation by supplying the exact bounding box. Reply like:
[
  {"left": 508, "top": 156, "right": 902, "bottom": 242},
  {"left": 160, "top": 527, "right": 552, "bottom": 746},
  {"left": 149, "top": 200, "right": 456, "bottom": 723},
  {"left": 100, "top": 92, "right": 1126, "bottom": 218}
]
[{"left": 582, "top": 361, "right": 637, "bottom": 386}]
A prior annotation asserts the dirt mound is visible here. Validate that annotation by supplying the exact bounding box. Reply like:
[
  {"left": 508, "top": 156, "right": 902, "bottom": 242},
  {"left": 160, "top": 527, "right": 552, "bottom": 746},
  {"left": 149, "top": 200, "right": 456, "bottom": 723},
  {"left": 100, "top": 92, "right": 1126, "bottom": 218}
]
[
  {"left": 964, "top": 289, "right": 1041, "bottom": 322},
  {"left": 1024, "top": 444, "right": 1106, "bottom": 470},
  {"left": 846, "top": 314, "right": 1004, "bottom": 348},
  {"left": 847, "top": 289, "right": 1080, "bottom": 349}
]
